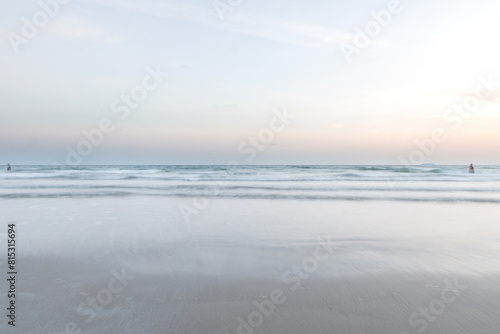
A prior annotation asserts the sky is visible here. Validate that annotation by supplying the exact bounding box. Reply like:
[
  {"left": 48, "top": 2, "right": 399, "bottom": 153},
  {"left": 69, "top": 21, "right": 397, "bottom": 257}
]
[{"left": 1, "top": 0, "right": 500, "bottom": 165}]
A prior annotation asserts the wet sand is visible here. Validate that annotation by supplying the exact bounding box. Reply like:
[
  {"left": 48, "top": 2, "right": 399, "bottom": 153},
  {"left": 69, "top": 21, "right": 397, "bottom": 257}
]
[{"left": 1, "top": 197, "right": 500, "bottom": 333}]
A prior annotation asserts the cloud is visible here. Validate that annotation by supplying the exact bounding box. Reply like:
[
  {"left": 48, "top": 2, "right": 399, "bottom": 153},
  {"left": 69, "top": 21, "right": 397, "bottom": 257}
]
[
  {"left": 219, "top": 12, "right": 352, "bottom": 48},
  {"left": 43, "top": 16, "right": 122, "bottom": 42},
  {"left": 47, "top": 16, "right": 101, "bottom": 38},
  {"left": 82, "top": 0, "right": 351, "bottom": 48}
]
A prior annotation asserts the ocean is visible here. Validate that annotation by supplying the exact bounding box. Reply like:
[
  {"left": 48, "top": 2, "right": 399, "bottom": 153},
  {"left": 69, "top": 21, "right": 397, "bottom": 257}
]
[
  {"left": 1, "top": 164, "right": 499, "bottom": 202},
  {"left": 1, "top": 165, "right": 500, "bottom": 333}
]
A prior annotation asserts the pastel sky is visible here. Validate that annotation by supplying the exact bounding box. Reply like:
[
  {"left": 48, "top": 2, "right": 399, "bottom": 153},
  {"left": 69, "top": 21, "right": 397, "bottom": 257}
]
[{"left": 1, "top": 0, "right": 500, "bottom": 165}]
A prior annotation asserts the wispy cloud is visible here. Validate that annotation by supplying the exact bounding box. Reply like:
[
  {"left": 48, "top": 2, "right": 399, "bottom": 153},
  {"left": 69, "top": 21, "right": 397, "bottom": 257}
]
[
  {"left": 82, "top": 0, "right": 351, "bottom": 48},
  {"left": 226, "top": 14, "right": 353, "bottom": 48},
  {"left": 44, "top": 16, "right": 122, "bottom": 42},
  {"left": 46, "top": 16, "right": 102, "bottom": 39}
]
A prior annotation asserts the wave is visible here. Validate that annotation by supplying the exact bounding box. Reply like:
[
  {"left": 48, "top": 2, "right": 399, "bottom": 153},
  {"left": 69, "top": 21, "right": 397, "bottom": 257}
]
[
  {"left": 338, "top": 173, "right": 362, "bottom": 178},
  {"left": 0, "top": 191, "right": 133, "bottom": 199},
  {"left": 351, "top": 166, "right": 387, "bottom": 171},
  {"left": 429, "top": 168, "right": 443, "bottom": 173},
  {"left": 1, "top": 191, "right": 499, "bottom": 203},
  {"left": 2, "top": 165, "right": 500, "bottom": 203},
  {"left": 3, "top": 183, "right": 500, "bottom": 194}
]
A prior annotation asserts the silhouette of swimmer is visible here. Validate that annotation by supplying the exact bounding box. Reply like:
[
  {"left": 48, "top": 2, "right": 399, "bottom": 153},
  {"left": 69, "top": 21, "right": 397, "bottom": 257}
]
[
  {"left": 7, "top": 163, "right": 11, "bottom": 171},
  {"left": 468, "top": 164, "right": 474, "bottom": 173}
]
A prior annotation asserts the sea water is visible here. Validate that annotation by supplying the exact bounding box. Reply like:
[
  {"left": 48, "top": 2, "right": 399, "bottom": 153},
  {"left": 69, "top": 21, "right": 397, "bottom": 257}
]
[
  {"left": 1, "top": 165, "right": 500, "bottom": 202},
  {"left": 1, "top": 165, "right": 499, "bottom": 274},
  {"left": 1, "top": 165, "right": 500, "bottom": 333}
]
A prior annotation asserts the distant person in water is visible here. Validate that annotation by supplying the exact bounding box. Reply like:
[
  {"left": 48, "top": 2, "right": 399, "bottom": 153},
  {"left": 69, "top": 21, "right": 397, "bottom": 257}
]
[
  {"left": 469, "top": 164, "right": 474, "bottom": 173},
  {"left": 7, "top": 163, "right": 11, "bottom": 171}
]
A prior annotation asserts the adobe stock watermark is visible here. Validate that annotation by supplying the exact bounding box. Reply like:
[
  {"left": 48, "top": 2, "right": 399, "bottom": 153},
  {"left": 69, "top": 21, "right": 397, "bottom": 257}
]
[
  {"left": 340, "top": 0, "right": 406, "bottom": 64},
  {"left": 224, "top": 235, "right": 337, "bottom": 334},
  {"left": 8, "top": 0, "right": 71, "bottom": 54},
  {"left": 61, "top": 65, "right": 168, "bottom": 166},
  {"left": 399, "top": 74, "right": 499, "bottom": 166},
  {"left": 177, "top": 107, "right": 295, "bottom": 224},
  {"left": 399, "top": 277, "right": 467, "bottom": 334},
  {"left": 47, "top": 267, "right": 135, "bottom": 334},
  {"left": 213, "top": 0, "right": 244, "bottom": 20}
]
